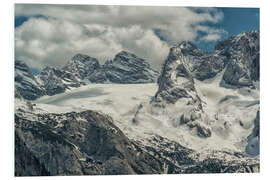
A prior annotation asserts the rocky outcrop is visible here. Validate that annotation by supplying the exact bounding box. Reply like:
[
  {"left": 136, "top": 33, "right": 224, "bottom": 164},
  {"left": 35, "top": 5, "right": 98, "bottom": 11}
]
[
  {"left": 253, "top": 110, "right": 260, "bottom": 137},
  {"left": 88, "top": 51, "right": 159, "bottom": 84},
  {"left": 15, "top": 60, "right": 45, "bottom": 100},
  {"left": 149, "top": 43, "right": 211, "bottom": 138},
  {"left": 15, "top": 108, "right": 182, "bottom": 176},
  {"left": 63, "top": 54, "right": 100, "bottom": 79},
  {"left": 154, "top": 44, "right": 202, "bottom": 108},
  {"left": 246, "top": 110, "right": 260, "bottom": 156},
  {"left": 215, "top": 30, "right": 259, "bottom": 87},
  {"left": 15, "top": 131, "right": 49, "bottom": 176},
  {"left": 138, "top": 135, "right": 259, "bottom": 173},
  {"left": 38, "top": 66, "right": 83, "bottom": 96},
  {"left": 174, "top": 41, "right": 226, "bottom": 81}
]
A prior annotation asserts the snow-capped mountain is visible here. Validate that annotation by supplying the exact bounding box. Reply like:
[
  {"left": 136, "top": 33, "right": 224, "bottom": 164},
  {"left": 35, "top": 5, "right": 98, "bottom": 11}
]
[
  {"left": 15, "top": 31, "right": 260, "bottom": 175},
  {"left": 15, "top": 51, "right": 160, "bottom": 100},
  {"left": 164, "top": 30, "right": 259, "bottom": 88},
  {"left": 62, "top": 53, "right": 101, "bottom": 80}
]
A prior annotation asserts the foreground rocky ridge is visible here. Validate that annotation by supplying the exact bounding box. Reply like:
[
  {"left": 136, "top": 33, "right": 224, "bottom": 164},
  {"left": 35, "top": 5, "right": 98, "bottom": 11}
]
[{"left": 15, "top": 101, "right": 259, "bottom": 176}]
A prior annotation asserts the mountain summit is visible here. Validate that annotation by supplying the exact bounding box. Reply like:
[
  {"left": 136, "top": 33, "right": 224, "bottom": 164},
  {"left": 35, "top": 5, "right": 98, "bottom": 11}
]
[{"left": 89, "top": 51, "right": 159, "bottom": 84}]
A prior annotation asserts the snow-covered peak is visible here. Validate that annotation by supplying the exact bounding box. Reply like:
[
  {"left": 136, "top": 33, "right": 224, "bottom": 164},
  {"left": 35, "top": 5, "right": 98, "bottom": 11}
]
[
  {"left": 63, "top": 54, "right": 100, "bottom": 79},
  {"left": 88, "top": 51, "right": 159, "bottom": 84},
  {"left": 215, "top": 30, "right": 259, "bottom": 51},
  {"left": 155, "top": 44, "right": 202, "bottom": 109},
  {"left": 71, "top": 53, "right": 99, "bottom": 63},
  {"left": 15, "top": 60, "right": 31, "bottom": 72},
  {"left": 114, "top": 50, "right": 139, "bottom": 60}
]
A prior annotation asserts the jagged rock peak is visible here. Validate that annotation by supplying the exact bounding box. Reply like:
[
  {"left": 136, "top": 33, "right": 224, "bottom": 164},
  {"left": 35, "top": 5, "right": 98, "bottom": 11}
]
[
  {"left": 114, "top": 50, "right": 139, "bottom": 60},
  {"left": 216, "top": 30, "right": 259, "bottom": 87},
  {"left": 63, "top": 53, "right": 100, "bottom": 79},
  {"left": 15, "top": 60, "right": 45, "bottom": 100},
  {"left": 113, "top": 50, "right": 150, "bottom": 67},
  {"left": 15, "top": 60, "right": 31, "bottom": 72},
  {"left": 154, "top": 44, "right": 202, "bottom": 109},
  {"left": 71, "top": 53, "right": 99, "bottom": 63},
  {"left": 88, "top": 50, "right": 159, "bottom": 84},
  {"left": 172, "top": 41, "right": 197, "bottom": 50},
  {"left": 215, "top": 30, "right": 259, "bottom": 51}
]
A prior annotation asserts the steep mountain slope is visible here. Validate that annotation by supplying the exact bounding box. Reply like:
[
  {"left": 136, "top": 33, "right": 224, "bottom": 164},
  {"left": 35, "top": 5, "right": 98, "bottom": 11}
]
[
  {"left": 216, "top": 30, "right": 259, "bottom": 87},
  {"left": 38, "top": 66, "right": 83, "bottom": 96},
  {"left": 172, "top": 41, "right": 226, "bottom": 81},
  {"left": 151, "top": 43, "right": 211, "bottom": 138},
  {"left": 15, "top": 60, "right": 45, "bottom": 100},
  {"left": 62, "top": 54, "right": 100, "bottom": 80},
  {"left": 89, "top": 51, "right": 159, "bottom": 83},
  {"left": 15, "top": 100, "right": 183, "bottom": 175}
]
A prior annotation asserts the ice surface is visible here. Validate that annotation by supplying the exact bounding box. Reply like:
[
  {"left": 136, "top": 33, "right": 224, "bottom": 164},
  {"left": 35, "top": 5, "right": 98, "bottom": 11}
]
[{"left": 33, "top": 72, "right": 259, "bottom": 155}]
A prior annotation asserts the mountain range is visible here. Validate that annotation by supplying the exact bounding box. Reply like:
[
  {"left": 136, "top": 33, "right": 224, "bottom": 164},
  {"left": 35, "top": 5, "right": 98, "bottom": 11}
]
[
  {"left": 15, "top": 51, "right": 159, "bottom": 100},
  {"left": 15, "top": 30, "right": 260, "bottom": 175}
]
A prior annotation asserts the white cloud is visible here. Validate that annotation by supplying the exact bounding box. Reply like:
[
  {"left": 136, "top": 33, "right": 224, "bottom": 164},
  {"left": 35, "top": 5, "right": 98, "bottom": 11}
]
[
  {"left": 15, "top": 5, "right": 225, "bottom": 70},
  {"left": 200, "top": 34, "right": 222, "bottom": 42},
  {"left": 195, "top": 25, "right": 228, "bottom": 42}
]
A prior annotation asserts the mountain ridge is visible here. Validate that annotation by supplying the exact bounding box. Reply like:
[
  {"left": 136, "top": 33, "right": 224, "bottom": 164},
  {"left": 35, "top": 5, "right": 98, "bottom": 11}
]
[{"left": 15, "top": 51, "right": 160, "bottom": 100}]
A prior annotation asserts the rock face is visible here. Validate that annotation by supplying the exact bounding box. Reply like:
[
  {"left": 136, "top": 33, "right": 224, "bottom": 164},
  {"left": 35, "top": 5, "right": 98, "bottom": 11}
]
[
  {"left": 246, "top": 110, "right": 260, "bottom": 156},
  {"left": 88, "top": 51, "right": 159, "bottom": 84},
  {"left": 215, "top": 30, "right": 259, "bottom": 87},
  {"left": 15, "top": 60, "right": 45, "bottom": 100},
  {"left": 154, "top": 44, "right": 202, "bottom": 108},
  {"left": 150, "top": 43, "right": 211, "bottom": 138},
  {"left": 15, "top": 108, "right": 182, "bottom": 176},
  {"left": 138, "top": 135, "right": 259, "bottom": 174},
  {"left": 38, "top": 66, "right": 82, "bottom": 96},
  {"left": 253, "top": 110, "right": 260, "bottom": 138},
  {"left": 174, "top": 41, "right": 226, "bottom": 81},
  {"left": 63, "top": 54, "right": 100, "bottom": 79}
]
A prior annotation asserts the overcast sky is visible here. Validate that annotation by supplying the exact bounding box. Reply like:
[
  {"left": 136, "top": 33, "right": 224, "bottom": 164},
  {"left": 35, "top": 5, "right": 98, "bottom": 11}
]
[{"left": 14, "top": 4, "right": 259, "bottom": 71}]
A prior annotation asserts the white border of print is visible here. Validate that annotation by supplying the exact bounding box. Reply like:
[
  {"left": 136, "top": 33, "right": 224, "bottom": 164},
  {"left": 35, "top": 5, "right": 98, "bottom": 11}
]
[{"left": 1, "top": 0, "right": 269, "bottom": 180}]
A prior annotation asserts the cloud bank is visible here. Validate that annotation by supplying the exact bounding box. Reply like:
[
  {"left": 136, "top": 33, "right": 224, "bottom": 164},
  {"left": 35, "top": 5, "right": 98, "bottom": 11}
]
[{"left": 15, "top": 4, "right": 226, "bottom": 70}]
